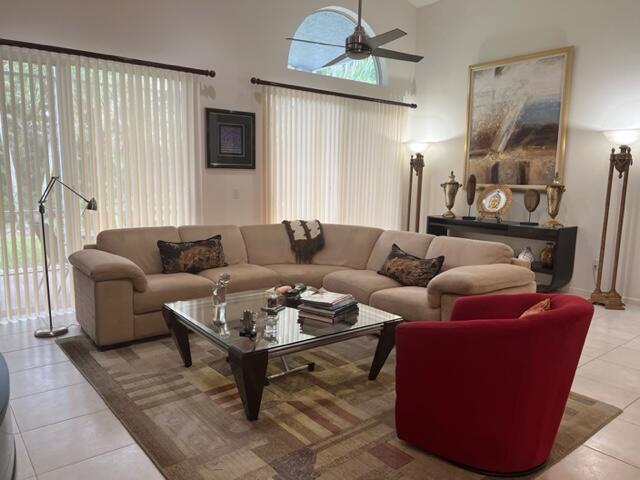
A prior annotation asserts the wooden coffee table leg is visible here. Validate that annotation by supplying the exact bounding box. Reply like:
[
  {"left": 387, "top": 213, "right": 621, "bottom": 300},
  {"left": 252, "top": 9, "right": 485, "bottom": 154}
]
[
  {"left": 228, "top": 347, "right": 268, "bottom": 421},
  {"left": 162, "top": 307, "right": 192, "bottom": 367},
  {"left": 369, "top": 321, "right": 398, "bottom": 380}
]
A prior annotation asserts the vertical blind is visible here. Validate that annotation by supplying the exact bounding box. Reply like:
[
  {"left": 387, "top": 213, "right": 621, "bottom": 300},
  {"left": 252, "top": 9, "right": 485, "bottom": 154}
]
[
  {"left": 0, "top": 45, "right": 201, "bottom": 321},
  {"left": 262, "top": 85, "right": 407, "bottom": 229}
]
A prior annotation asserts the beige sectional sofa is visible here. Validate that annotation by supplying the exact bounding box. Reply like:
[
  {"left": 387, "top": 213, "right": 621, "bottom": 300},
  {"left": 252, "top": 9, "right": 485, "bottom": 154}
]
[{"left": 69, "top": 223, "right": 536, "bottom": 347}]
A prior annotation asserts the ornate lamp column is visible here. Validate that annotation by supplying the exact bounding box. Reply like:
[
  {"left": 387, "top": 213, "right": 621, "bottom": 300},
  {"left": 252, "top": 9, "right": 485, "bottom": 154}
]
[
  {"left": 405, "top": 142, "right": 429, "bottom": 232},
  {"left": 591, "top": 129, "right": 639, "bottom": 310}
]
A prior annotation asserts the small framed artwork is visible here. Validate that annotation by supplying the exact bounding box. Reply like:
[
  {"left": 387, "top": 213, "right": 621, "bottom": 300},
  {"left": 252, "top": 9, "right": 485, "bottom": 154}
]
[
  {"left": 206, "top": 108, "right": 255, "bottom": 169},
  {"left": 464, "top": 47, "right": 574, "bottom": 190}
]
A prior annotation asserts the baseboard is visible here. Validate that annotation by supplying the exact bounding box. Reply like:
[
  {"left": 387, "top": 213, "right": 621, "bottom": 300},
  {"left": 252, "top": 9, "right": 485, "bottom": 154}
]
[{"left": 566, "top": 285, "right": 640, "bottom": 307}]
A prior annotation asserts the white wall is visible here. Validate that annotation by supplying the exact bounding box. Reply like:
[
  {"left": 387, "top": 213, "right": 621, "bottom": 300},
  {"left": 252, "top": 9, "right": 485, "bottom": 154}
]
[
  {"left": 413, "top": 0, "right": 640, "bottom": 302},
  {"left": 1, "top": 0, "right": 418, "bottom": 225}
]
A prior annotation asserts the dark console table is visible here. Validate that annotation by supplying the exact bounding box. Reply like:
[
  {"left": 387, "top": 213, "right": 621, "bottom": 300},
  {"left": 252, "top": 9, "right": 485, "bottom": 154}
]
[{"left": 427, "top": 216, "right": 578, "bottom": 293}]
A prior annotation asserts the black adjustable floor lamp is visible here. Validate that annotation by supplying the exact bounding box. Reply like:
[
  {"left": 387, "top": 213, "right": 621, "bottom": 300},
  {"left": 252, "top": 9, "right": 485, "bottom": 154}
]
[{"left": 35, "top": 176, "right": 97, "bottom": 338}]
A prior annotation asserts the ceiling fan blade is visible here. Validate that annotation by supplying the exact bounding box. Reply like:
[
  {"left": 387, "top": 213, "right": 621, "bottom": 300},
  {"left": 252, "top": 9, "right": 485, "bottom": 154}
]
[
  {"left": 286, "top": 37, "right": 344, "bottom": 48},
  {"left": 322, "top": 53, "right": 348, "bottom": 68},
  {"left": 372, "top": 48, "right": 423, "bottom": 63},
  {"left": 367, "top": 29, "right": 407, "bottom": 49}
]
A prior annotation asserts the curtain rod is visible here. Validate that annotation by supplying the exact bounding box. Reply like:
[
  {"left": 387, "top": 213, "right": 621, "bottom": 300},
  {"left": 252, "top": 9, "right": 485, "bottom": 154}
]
[
  {"left": 250, "top": 77, "right": 417, "bottom": 109},
  {"left": 0, "top": 38, "right": 216, "bottom": 78}
]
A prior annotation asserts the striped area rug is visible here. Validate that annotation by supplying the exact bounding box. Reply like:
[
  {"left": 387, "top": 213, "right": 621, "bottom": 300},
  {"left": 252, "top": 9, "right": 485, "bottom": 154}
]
[{"left": 58, "top": 335, "right": 620, "bottom": 480}]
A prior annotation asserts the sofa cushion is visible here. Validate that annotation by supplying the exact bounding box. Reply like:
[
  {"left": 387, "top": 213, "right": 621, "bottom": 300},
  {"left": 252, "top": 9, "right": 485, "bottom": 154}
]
[
  {"left": 198, "top": 263, "right": 279, "bottom": 293},
  {"left": 133, "top": 273, "right": 213, "bottom": 314},
  {"left": 367, "top": 231, "right": 435, "bottom": 271},
  {"left": 378, "top": 244, "right": 444, "bottom": 287},
  {"left": 241, "top": 224, "right": 296, "bottom": 265},
  {"left": 323, "top": 269, "right": 401, "bottom": 304},
  {"left": 178, "top": 225, "right": 248, "bottom": 265},
  {"left": 312, "top": 224, "right": 383, "bottom": 269},
  {"left": 369, "top": 287, "right": 441, "bottom": 321},
  {"left": 97, "top": 226, "right": 181, "bottom": 274},
  {"left": 426, "top": 236, "right": 514, "bottom": 271},
  {"left": 157, "top": 235, "right": 227, "bottom": 273},
  {"left": 265, "top": 264, "right": 351, "bottom": 288}
]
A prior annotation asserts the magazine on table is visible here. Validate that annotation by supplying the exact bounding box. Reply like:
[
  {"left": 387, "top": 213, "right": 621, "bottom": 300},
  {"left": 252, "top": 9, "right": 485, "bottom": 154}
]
[{"left": 301, "top": 288, "right": 356, "bottom": 309}]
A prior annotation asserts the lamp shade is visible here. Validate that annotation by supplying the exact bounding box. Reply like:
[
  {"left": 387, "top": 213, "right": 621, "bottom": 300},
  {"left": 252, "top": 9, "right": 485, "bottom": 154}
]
[
  {"left": 405, "top": 141, "right": 430, "bottom": 154},
  {"left": 602, "top": 129, "right": 640, "bottom": 146}
]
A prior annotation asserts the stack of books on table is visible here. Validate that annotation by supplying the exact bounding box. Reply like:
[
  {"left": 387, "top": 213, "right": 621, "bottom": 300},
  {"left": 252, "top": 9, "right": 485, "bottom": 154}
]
[{"left": 298, "top": 289, "right": 358, "bottom": 324}]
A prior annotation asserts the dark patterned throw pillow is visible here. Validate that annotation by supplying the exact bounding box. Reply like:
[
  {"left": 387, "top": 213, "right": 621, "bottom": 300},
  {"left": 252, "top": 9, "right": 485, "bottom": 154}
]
[
  {"left": 157, "top": 235, "right": 227, "bottom": 274},
  {"left": 378, "top": 244, "right": 444, "bottom": 287}
]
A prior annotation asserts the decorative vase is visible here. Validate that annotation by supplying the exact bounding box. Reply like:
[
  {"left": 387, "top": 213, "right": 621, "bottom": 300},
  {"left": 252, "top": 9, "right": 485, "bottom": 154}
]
[
  {"left": 518, "top": 246, "right": 535, "bottom": 264},
  {"left": 545, "top": 173, "right": 566, "bottom": 228},
  {"left": 441, "top": 171, "right": 461, "bottom": 218},
  {"left": 540, "top": 243, "right": 555, "bottom": 269},
  {"left": 212, "top": 272, "right": 231, "bottom": 307}
]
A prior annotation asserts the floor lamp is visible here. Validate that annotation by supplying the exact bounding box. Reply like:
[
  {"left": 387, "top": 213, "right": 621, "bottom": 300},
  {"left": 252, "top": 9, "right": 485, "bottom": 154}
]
[
  {"left": 405, "top": 142, "right": 429, "bottom": 232},
  {"left": 35, "top": 176, "right": 97, "bottom": 338},
  {"left": 590, "top": 129, "right": 639, "bottom": 310}
]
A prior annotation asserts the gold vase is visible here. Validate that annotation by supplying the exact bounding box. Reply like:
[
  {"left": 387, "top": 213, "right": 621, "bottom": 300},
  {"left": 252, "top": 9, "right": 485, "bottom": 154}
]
[
  {"left": 441, "top": 171, "right": 461, "bottom": 218},
  {"left": 539, "top": 242, "right": 555, "bottom": 269},
  {"left": 545, "top": 173, "right": 566, "bottom": 228}
]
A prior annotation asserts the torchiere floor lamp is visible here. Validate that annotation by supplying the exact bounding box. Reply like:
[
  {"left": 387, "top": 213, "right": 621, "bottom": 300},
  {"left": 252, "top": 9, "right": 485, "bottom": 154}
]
[
  {"left": 36, "top": 176, "right": 97, "bottom": 338},
  {"left": 591, "top": 129, "right": 639, "bottom": 310},
  {"left": 405, "top": 142, "right": 429, "bottom": 232}
]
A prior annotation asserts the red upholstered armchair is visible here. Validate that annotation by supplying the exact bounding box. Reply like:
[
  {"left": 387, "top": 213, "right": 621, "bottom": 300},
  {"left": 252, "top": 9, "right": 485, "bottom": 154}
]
[{"left": 395, "top": 293, "right": 593, "bottom": 475}]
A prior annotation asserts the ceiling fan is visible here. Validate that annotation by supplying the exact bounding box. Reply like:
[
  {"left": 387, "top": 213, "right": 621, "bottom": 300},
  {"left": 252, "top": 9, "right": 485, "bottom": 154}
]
[{"left": 287, "top": 0, "right": 423, "bottom": 68}]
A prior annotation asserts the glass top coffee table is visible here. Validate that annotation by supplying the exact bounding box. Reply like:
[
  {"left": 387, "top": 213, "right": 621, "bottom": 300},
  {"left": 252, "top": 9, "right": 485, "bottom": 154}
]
[{"left": 163, "top": 290, "right": 403, "bottom": 421}]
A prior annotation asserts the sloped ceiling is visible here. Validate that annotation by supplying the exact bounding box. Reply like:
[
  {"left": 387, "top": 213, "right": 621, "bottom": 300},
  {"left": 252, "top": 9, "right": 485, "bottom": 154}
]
[{"left": 407, "top": 0, "right": 440, "bottom": 7}]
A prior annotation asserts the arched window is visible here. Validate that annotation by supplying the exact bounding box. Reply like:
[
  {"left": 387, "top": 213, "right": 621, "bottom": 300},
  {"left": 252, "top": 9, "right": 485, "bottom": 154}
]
[{"left": 288, "top": 7, "right": 381, "bottom": 85}]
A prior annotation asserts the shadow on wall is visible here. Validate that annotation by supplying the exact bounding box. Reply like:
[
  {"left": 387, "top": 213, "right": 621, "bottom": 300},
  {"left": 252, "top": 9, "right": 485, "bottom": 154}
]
[
  {"left": 201, "top": 83, "right": 216, "bottom": 100},
  {"left": 477, "top": 26, "right": 569, "bottom": 63}
]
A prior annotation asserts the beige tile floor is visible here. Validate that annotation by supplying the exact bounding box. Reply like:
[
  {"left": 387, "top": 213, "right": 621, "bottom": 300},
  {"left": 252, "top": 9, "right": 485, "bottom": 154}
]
[{"left": 3, "top": 303, "right": 640, "bottom": 479}]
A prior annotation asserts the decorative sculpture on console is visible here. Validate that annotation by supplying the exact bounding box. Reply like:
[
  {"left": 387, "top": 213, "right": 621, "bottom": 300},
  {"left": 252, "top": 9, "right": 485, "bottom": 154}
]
[{"left": 440, "top": 171, "right": 461, "bottom": 218}]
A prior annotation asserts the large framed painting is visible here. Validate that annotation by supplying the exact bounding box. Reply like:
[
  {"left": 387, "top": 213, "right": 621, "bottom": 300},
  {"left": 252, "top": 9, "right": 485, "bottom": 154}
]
[
  {"left": 464, "top": 47, "right": 574, "bottom": 190},
  {"left": 206, "top": 108, "right": 255, "bottom": 169}
]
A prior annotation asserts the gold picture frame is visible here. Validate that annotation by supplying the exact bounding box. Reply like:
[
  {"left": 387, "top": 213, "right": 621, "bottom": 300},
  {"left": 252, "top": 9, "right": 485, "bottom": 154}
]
[
  {"left": 476, "top": 185, "right": 513, "bottom": 219},
  {"left": 463, "top": 47, "right": 574, "bottom": 191}
]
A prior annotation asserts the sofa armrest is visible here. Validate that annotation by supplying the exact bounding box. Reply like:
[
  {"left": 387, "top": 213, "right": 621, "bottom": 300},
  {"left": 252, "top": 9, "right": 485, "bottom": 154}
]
[
  {"left": 69, "top": 249, "right": 147, "bottom": 292},
  {"left": 511, "top": 257, "right": 531, "bottom": 268},
  {"left": 427, "top": 264, "right": 536, "bottom": 308}
]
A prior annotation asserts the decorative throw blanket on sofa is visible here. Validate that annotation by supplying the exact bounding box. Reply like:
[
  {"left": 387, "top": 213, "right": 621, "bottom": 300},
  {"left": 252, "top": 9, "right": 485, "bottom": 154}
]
[{"left": 282, "top": 220, "right": 325, "bottom": 264}]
